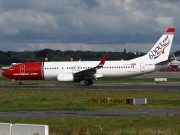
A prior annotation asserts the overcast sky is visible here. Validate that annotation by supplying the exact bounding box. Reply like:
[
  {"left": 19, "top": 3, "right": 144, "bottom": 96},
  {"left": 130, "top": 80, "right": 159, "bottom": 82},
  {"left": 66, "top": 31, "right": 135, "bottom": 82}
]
[{"left": 0, "top": 0, "right": 179, "bottom": 53}]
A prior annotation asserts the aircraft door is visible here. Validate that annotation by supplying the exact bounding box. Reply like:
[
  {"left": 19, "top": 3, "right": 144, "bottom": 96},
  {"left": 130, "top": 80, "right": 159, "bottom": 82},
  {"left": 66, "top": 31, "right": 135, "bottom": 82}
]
[
  {"left": 77, "top": 66, "right": 80, "bottom": 71},
  {"left": 140, "top": 63, "right": 145, "bottom": 72},
  {"left": 20, "top": 64, "right": 25, "bottom": 74},
  {"left": 72, "top": 66, "right": 76, "bottom": 71},
  {"left": 72, "top": 66, "right": 80, "bottom": 71}
]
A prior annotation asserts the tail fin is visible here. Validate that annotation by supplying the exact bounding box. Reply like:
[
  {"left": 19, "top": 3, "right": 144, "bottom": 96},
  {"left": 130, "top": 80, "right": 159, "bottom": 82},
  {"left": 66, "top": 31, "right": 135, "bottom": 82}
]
[{"left": 132, "top": 28, "right": 175, "bottom": 64}]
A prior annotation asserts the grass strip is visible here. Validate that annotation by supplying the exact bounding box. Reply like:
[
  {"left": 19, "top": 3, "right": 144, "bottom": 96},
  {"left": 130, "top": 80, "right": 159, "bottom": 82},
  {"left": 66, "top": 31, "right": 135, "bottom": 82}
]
[
  {"left": 0, "top": 89, "right": 179, "bottom": 111},
  {"left": 0, "top": 115, "right": 180, "bottom": 135}
]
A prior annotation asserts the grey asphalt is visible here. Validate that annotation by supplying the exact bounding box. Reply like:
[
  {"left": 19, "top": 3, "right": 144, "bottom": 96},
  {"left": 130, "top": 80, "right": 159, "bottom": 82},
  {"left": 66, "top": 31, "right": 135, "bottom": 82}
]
[
  {"left": 0, "top": 110, "right": 179, "bottom": 118},
  {"left": 0, "top": 82, "right": 180, "bottom": 90}
]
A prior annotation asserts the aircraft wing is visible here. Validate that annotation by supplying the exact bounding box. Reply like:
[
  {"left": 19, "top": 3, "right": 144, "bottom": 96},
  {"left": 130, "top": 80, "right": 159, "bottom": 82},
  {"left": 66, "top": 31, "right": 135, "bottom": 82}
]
[{"left": 74, "top": 54, "right": 108, "bottom": 77}]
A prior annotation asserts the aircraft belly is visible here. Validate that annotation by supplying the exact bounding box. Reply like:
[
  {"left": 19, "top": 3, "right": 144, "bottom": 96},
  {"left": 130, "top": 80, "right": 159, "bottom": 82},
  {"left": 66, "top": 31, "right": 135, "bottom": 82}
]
[
  {"left": 44, "top": 71, "right": 57, "bottom": 80},
  {"left": 99, "top": 70, "right": 139, "bottom": 78},
  {"left": 44, "top": 75, "right": 57, "bottom": 79}
]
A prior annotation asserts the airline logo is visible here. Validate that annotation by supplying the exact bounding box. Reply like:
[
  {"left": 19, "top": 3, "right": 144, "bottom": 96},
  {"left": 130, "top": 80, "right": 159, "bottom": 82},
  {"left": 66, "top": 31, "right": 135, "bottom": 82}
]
[
  {"left": 131, "top": 63, "right": 136, "bottom": 66},
  {"left": 149, "top": 35, "right": 170, "bottom": 60}
]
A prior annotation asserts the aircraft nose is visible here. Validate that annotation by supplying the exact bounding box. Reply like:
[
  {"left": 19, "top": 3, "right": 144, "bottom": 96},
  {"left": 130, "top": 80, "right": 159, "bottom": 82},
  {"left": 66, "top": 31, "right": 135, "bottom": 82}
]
[
  {"left": 2, "top": 70, "right": 6, "bottom": 77},
  {"left": 2, "top": 70, "right": 11, "bottom": 78}
]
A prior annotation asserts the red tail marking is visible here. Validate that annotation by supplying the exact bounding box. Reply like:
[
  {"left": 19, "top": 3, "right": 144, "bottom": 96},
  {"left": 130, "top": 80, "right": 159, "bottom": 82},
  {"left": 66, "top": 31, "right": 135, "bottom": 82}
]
[{"left": 166, "top": 28, "right": 175, "bottom": 33}]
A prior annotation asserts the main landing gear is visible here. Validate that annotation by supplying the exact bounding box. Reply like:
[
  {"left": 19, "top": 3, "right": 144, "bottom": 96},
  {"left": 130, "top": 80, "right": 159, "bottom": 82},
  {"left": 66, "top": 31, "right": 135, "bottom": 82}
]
[{"left": 84, "top": 79, "right": 93, "bottom": 86}]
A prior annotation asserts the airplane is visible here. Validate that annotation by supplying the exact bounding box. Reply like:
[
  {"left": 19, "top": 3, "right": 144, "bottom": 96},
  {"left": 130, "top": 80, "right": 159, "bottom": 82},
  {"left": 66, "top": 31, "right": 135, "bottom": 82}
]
[
  {"left": 169, "top": 54, "right": 180, "bottom": 68},
  {"left": 2, "top": 28, "right": 175, "bottom": 85}
]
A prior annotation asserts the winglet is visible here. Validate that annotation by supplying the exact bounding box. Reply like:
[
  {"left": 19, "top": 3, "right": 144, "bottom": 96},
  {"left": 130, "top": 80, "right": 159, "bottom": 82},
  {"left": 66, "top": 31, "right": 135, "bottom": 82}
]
[{"left": 98, "top": 54, "right": 108, "bottom": 66}]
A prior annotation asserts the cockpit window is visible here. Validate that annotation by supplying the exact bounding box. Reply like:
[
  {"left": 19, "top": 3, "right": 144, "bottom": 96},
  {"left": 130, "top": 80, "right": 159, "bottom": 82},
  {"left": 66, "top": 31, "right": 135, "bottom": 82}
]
[{"left": 10, "top": 67, "right": 14, "bottom": 70}]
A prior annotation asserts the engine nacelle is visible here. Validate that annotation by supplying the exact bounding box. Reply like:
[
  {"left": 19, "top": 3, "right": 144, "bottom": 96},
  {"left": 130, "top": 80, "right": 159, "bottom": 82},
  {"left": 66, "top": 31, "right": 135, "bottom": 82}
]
[{"left": 57, "top": 73, "right": 74, "bottom": 82}]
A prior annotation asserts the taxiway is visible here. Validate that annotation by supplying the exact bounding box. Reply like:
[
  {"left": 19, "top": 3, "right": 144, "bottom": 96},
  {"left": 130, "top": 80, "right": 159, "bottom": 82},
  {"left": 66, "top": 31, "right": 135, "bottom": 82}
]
[
  {"left": 0, "top": 110, "right": 180, "bottom": 118},
  {"left": 0, "top": 82, "right": 180, "bottom": 90}
]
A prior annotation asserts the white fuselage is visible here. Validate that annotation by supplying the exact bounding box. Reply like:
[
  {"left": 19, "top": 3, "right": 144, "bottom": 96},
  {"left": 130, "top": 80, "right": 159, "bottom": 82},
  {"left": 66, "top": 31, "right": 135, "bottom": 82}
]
[{"left": 43, "top": 60, "right": 167, "bottom": 80}]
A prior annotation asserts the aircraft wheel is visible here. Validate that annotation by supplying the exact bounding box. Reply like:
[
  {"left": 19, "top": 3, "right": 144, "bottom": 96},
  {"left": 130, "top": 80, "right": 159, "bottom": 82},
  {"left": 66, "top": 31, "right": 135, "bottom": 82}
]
[
  {"left": 84, "top": 80, "right": 90, "bottom": 86},
  {"left": 84, "top": 79, "right": 93, "bottom": 86},
  {"left": 89, "top": 80, "right": 93, "bottom": 85},
  {"left": 18, "top": 82, "right": 22, "bottom": 85}
]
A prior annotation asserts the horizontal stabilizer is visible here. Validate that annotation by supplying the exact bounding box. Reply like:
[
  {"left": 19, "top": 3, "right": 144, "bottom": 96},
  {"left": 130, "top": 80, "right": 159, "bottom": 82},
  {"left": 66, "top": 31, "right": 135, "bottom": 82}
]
[{"left": 155, "top": 59, "right": 172, "bottom": 65}]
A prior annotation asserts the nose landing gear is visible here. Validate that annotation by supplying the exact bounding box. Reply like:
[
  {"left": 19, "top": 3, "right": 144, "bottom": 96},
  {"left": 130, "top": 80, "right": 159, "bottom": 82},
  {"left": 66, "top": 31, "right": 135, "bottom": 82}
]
[
  {"left": 18, "top": 80, "right": 22, "bottom": 85},
  {"left": 12, "top": 79, "right": 22, "bottom": 85}
]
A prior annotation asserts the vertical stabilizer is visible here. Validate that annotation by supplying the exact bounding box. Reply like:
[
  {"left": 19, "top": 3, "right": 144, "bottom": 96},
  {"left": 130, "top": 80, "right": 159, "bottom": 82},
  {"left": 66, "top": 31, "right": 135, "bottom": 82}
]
[{"left": 131, "top": 28, "right": 175, "bottom": 64}]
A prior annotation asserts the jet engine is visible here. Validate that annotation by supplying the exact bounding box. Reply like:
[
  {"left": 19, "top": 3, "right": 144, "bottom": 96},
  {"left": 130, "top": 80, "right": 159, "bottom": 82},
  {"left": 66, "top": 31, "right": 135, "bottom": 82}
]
[{"left": 57, "top": 73, "right": 74, "bottom": 82}]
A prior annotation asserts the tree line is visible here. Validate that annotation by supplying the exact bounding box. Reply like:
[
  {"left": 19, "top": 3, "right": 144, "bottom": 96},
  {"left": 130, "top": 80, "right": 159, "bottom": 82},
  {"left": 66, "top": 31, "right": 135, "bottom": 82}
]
[{"left": 0, "top": 49, "right": 179, "bottom": 65}]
